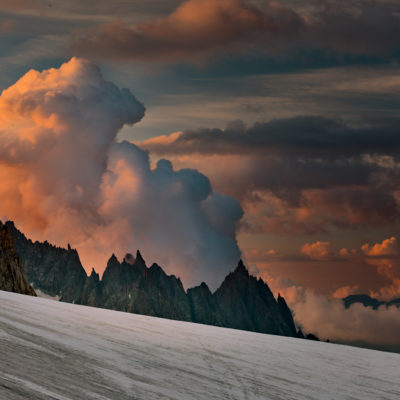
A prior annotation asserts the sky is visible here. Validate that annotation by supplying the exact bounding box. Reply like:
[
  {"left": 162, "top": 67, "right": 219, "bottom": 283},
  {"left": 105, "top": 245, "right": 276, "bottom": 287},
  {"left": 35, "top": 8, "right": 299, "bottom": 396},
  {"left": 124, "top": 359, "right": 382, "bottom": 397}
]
[{"left": 0, "top": 0, "right": 400, "bottom": 349}]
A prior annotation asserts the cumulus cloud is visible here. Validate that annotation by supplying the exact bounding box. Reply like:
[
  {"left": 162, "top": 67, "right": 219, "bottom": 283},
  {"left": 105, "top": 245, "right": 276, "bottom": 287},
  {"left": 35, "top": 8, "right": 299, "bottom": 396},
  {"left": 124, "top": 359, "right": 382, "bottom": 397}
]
[
  {"left": 301, "top": 241, "right": 331, "bottom": 260},
  {"left": 362, "top": 237, "right": 398, "bottom": 256},
  {"left": 69, "top": 0, "right": 400, "bottom": 62},
  {"left": 0, "top": 57, "right": 243, "bottom": 289},
  {"left": 359, "top": 237, "right": 400, "bottom": 300}
]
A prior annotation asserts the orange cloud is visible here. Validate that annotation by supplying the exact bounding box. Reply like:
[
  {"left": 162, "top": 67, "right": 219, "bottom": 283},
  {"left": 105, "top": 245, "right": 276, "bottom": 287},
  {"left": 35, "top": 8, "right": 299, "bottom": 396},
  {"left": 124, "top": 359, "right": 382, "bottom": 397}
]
[
  {"left": 332, "top": 285, "right": 359, "bottom": 299},
  {"left": 359, "top": 237, "right": 400, "bottom": 300},
  {"left": 301, "top": 241, "right": 331, "bottom": 260},
  {"left": 361, "top": 237, "right": 398, "bottom": 256}
]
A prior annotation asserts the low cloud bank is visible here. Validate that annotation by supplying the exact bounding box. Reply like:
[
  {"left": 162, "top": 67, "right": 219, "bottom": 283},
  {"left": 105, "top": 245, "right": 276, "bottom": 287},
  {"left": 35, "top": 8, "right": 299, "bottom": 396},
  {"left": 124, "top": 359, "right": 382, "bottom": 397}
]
[{"left": 292, "top": 289, "right": 400, "bottom": 351}]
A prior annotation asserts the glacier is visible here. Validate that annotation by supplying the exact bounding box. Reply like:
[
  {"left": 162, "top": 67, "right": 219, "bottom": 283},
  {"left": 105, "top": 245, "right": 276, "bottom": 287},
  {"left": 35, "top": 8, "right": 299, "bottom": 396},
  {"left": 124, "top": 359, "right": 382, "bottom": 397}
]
[{"left": 0, "top": 290, "right": 399, "bottom": 400}]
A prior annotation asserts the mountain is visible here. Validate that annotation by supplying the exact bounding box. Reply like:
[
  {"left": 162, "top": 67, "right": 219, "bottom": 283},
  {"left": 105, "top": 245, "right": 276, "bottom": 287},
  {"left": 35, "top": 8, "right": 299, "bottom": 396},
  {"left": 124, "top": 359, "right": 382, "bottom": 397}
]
[
  {"left": 343, "top": 294, "right": 400, "bottom": 310},
  {"left": 6, "top": 220, "right": 298, "bottom": 337},
  {"left": 0, "top": 222, "right": 36, "bottom": 296},
  {"left": 6, "top": 221, "right": 86, "bottom": 302}
]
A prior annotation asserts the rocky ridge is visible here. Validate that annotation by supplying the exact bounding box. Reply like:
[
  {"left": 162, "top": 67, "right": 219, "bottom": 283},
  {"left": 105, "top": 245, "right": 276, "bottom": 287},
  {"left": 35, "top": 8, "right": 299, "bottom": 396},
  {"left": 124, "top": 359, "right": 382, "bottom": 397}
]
[{"left": 6, "top": 220, "right": 298, "bottom": 337}]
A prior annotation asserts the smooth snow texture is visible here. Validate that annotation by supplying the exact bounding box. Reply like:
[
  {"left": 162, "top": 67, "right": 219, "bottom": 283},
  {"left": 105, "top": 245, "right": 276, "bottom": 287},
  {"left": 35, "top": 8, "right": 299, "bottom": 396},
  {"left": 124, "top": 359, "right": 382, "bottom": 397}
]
[{"left": 0, "top": 290, "right": 399, "bottom": 400}]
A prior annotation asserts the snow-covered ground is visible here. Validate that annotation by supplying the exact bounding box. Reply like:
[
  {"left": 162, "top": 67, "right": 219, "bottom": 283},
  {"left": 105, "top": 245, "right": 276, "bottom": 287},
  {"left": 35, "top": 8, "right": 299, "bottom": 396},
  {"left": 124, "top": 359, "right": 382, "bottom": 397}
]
[{"left": 0, "top": 290, "right": 399, "bottom": 400}]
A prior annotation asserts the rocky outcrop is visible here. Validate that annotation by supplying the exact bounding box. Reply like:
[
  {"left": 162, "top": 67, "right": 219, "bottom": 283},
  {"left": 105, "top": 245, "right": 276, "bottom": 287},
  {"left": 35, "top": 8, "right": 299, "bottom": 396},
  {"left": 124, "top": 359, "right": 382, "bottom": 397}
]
[
  {"left": 213, "top": 261, "right": 297, "bottom": 336},
  {"left": 7, "top": 220, "right": 298, "bottom": 337},
  {"left": 0, "top": 222, "right": 36, "bottom": 296},
  {"left": 188, "top": 282, "right": 222, "bottom": 325},
  {"left": 6, "top": 221, "right": 87, "bottom": 302},
  {"left": 188, "top": 261, "right": 298, "bottom": 336}
]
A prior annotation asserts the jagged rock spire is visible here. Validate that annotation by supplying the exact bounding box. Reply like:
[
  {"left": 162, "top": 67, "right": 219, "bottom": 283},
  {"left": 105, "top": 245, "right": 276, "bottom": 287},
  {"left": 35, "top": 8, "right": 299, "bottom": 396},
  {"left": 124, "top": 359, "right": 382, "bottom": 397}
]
[
  {"left": 135, "top": 250, "right": 146, "bottom": 265},
  {"left": 234, "top": 259, "right": 249, "bottom": 276}
]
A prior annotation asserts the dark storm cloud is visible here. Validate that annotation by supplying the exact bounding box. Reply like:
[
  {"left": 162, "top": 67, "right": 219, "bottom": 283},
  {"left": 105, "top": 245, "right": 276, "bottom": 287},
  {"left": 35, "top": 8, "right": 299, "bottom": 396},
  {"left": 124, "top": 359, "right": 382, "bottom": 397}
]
[
  {"left": 68, "top": 0, "right": 306, "bottom": 62},
  {"left": 139, "top": 116, "right": 400, "bottom": 231},
  {"left": 140, "top": 116, "right": 400, "bottom": 157}
]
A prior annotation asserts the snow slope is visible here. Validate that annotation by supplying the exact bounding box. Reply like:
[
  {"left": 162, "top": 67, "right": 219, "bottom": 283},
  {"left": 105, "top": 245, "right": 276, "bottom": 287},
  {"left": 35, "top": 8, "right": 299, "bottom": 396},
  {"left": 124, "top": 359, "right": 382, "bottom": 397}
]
[{"left": 0, "top": 290, "right": 399, "bottom": 400}]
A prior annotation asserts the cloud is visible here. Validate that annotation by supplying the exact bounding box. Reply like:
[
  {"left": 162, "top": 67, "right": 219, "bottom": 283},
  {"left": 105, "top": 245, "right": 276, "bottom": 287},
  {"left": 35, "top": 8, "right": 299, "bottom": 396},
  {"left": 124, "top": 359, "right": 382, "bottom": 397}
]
[
  {"left": 362, "top": 237, "right": 398, "bottom": 256},
  {"left": 332, "top": 285, "right": 359, "bottom": 299},
  {"left": 0, "top": 57, "right": 243, "bottom": 289},
  {"left": 301, "top": 241, "right": 331, "bottom": 260},
  {"left": 359, "top": 237, "right": 400, "bottom": 300},
  {"left": 69, "top": 0, "right": 305, "bottom": 62},
  {"left": 138, "top": 117, "right": 400, "bottom": 233},
  {"left": 139, "top": 116, "right": 400, "bottom": 156},
  {"left": 261, "top": 274, "right": 400, "bottom": 351},
  {"left": 68, "top": 0, "right": 400, "bottom": 63},
  {"left": 292, "top": 289, "right": 400, "bottom": 351},
  {"left": 0, "top": 19, "right": 16, "bottom": 33},
  {"left": 0, "top": 0, "right": 40, "bottom": 11}
]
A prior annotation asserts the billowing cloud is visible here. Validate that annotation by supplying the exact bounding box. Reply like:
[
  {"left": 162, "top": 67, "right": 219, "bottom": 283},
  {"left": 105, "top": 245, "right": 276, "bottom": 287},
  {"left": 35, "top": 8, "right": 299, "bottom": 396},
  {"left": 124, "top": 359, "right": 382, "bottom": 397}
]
[
  {"left": 0, "top": 57, "right": 243, "bottom": 289},
  {"left": 301, "top": 241, "right": 331, "bottom": 260},
  {"left": 360, "top": 237, "right": 400, "bottom": 300},
  {"left": 69, "top": 0, "right": 400, "bottom": 62},
  {"left": 362, "top": 237, "right": 398, "bottom": 256}
]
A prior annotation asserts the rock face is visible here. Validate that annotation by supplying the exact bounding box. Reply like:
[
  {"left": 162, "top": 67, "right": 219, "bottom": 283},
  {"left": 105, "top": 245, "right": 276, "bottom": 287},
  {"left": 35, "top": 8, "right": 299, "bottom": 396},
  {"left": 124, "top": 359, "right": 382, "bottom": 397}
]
[
  {"left": 7, "top": 220, "right": 298, "bottom": 337},
  {"left": 84, "top": 251, "right": 192, "bottom": 321},
  {"left": 6, "top": 221, "right": 87, "bottom": 302},
  {"left": 188, "top": 261, "right": 297, "bottom": 336},
  {"left": 0, "top": 222, "right": 36, "bottom": 296}
]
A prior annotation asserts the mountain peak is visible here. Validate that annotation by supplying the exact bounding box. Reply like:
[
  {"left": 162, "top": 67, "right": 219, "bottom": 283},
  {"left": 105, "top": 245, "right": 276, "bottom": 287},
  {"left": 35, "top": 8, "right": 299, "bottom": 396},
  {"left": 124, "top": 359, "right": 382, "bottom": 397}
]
[
  {"left": 89, "top": 268, "right": 100, "bottom": 282},
  {"left": 107, "top": 253, "right": 120, "bottom": 266},
  {"left": 135, "top": 250, "right": 146, "bottom": 266},
  {"left": 234, "top": 259, "right": 249, "bottom": 277}
]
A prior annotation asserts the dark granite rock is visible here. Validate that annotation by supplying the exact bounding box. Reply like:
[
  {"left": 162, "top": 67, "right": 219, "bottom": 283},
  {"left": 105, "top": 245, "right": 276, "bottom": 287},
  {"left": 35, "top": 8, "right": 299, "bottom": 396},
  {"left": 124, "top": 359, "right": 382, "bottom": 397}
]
[{"left": 0, "top": 222, "right": 36, "bottom": 296}]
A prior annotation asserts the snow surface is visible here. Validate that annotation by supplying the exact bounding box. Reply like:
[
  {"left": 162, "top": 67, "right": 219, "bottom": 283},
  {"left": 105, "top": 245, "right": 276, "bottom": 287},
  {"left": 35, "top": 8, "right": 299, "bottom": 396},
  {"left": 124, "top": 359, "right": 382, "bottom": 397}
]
[{"left": 0, "top": 290, "right": 399, "bottom": 400}]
